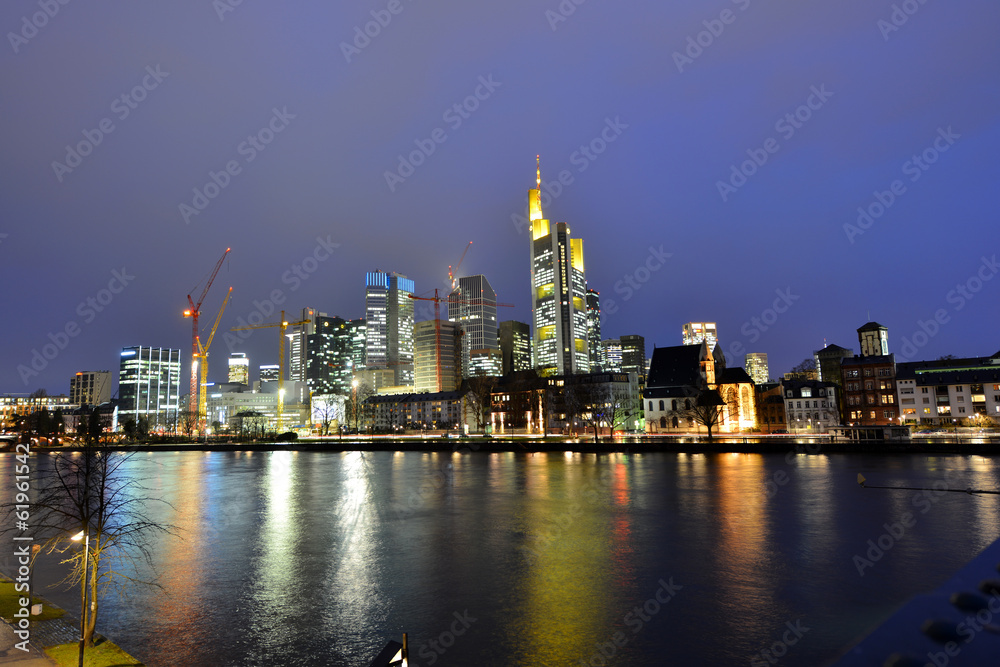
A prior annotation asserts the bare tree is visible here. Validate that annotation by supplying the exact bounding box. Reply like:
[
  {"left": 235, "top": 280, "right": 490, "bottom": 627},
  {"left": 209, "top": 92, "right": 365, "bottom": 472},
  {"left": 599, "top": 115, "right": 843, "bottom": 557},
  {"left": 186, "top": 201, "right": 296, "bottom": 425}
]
[
  {"left": 463, "top": 373, "right": 496, "bottom": 434},
  {"left": 569, "top": 382, "right": 638, "bottom": 442},
  {"left": 178, "top": 409, "right": 198, "bottom": 438},
  {"left": 345, "top": 382, "right": 374, "bottom": 433},
  {"left": 1, "top": 440, "right": 177, "bottom": 653},
  {"left": 685, "top": 389, "right": 726, "bottom": 442},
  {"left": 312, "top": 396, "right": 339, "bottom": 436}
]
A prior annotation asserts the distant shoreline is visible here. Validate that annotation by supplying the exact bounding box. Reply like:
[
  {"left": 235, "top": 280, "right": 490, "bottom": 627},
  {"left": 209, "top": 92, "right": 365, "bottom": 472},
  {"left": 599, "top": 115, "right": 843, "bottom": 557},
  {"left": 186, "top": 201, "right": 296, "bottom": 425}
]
[{"left": 22, "top": 434, "right": 1000, "bottom": 456}]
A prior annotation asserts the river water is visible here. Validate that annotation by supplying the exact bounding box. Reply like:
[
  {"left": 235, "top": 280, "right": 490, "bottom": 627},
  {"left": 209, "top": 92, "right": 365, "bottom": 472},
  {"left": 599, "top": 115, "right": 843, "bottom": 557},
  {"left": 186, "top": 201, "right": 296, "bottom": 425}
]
[{"left": 2, "top": 450, "right": 999, "bottom": 666}]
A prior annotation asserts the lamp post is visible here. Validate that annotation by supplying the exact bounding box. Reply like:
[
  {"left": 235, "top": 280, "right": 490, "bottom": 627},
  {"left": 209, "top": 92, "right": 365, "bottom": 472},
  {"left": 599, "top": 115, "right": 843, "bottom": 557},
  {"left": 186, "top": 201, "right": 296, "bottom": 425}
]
[
  {"left": 351, "top": 379, "right": 359, "bottom": 434},
  {"left": 70, "top": 529, "right": 90, "bottom": 667}
]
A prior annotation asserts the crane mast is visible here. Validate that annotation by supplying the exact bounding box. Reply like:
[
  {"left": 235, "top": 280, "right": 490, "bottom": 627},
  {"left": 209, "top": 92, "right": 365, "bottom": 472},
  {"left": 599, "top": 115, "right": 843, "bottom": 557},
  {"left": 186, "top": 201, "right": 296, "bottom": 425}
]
[{"left": 184, "top": 248, "right": 230, "bottom": 426}]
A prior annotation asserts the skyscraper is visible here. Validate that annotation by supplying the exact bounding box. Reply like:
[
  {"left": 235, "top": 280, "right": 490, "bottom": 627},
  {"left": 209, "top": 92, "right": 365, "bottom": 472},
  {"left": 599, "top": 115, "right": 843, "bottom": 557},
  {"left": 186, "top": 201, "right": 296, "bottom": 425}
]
[
  {"left": 259, "top": 364, "right": 280, "bottom": 383},
  {"left": 228, "top": 352, "right": 249, "bottom": 385},
  {"left": 305, "top": 315, "right": 353, "bottom": 395},
  {"left": 586, "top": 288, "right": 603, "bottom": 372},
  {"left": 414, "top": 320, "right": 462, "bottom": 392},
  {"left": 499, "top": 320, "right": 532, "bottom": 375},
  {"left": 602, "top": 339, "right": 623, "bottom": 373},
  {"left": 528, "top": 157, "right": 590, "bottom": 375},
  {"left": 118, "top": 346, "right": 181, "bottom": 430},
  {"left": 744, "top": 352, "right": 769, "bottom": 384},
  {"left": 682, "top": 322, "right": 718, "bottom": 350},
  {"left": 289, "top": 307, "right": 325, "bottom": 382},
  {"left": 365, "top": 271, "right": 415, "bottom": 386},
  {"left": 449, "top": 274, "right": 500, "bottom": 377},
  {"left": 621, "top": 335, "right": 646, "bottom": 378},
  {"left": 70, "top": 371, "right": 112, "bottom": 407},
  {"left": 347, "top": 318, "right": 366, "bottom": 372}
]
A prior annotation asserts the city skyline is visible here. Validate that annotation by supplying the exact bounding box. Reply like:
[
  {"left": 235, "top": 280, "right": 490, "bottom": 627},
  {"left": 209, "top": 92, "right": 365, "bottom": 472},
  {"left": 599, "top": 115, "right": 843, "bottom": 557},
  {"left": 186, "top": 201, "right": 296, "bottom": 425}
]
[{"left": 3, "top": 2, "right": 998, "bottom": 394}]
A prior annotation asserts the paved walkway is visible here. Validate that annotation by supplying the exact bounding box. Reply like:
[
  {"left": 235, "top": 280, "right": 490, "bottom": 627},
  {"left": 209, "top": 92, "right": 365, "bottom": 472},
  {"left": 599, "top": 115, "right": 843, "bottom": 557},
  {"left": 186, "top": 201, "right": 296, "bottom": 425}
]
[
  {"left": 1, "top": 573, "right": 122, "bottom": 666},
  {"left": 0, "top": 620, "right": 58, "bottom": 666}
]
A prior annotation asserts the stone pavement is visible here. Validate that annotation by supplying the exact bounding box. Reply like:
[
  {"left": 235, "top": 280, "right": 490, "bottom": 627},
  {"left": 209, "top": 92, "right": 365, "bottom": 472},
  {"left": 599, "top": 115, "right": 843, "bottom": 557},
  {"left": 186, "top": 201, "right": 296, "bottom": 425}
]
[
  {"left": 1, "top": 573, "right": 124, "bottom": 666},
  {"left": 0, "top": 619, "right": 58, "bottom": 666}
]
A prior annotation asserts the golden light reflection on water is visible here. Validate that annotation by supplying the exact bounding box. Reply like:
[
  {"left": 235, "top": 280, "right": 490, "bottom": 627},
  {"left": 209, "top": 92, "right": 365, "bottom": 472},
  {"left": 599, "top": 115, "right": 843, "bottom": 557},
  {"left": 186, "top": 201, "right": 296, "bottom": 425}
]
[
  {"left": 514, "top": 454, "right": 635, "bottom": 665},
  {"left": 710, "top": 454, "right": 776, "bottom": 641},
  {"left": 139, "top": 456, "right": 213, "bottom": 657}
]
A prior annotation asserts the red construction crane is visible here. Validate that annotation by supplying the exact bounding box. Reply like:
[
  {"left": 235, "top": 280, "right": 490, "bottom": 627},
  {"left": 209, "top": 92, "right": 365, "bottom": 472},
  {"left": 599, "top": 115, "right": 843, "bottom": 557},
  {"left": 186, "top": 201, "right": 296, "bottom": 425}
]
[
  {"left": 448, "top": 241, "right": 473, "bottom": 293},
  {"left": 183, "top": 247, "right": 230, "bottom": 419}
]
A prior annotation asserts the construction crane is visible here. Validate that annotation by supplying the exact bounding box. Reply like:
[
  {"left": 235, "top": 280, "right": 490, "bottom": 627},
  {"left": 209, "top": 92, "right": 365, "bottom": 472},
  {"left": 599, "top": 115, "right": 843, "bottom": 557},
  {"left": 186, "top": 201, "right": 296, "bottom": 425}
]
[
  {"left": 408, "top": 290, "right": 513, "bottom": 389},
  {"left": 448, "top": 241, "right": 473, "bottom": 293},
  {"left": 230, "top": 310, "right": 310, "bottom": 432},
  {"left": 195, "top": 286, "right": 232, "bottom": 434},
  {"left": 184, "top": 248, "right": 231, "bottom": 421}
]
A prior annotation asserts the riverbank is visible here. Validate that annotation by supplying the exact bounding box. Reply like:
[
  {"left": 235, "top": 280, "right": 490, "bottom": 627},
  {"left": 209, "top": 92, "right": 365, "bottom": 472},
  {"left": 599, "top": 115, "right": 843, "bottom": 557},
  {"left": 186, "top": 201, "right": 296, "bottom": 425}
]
[
  {"left": 27, "top": 433, "right": 1000, "bottom": 455},
  {"left": 0, "top": 573, "right": 142, "bottom": 666}
]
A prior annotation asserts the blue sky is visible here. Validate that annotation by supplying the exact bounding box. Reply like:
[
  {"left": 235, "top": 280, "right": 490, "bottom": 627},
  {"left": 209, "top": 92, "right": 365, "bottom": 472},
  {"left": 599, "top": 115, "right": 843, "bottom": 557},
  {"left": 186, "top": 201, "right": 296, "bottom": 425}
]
[{"left": 2, "top": 0, "right": 998, "bottom": 394}]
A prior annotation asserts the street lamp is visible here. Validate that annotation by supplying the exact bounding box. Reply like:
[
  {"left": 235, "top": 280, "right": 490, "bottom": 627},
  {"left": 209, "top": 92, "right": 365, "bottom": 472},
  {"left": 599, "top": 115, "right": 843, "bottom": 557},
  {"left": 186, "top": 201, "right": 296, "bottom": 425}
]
[
  {"left": 70, "top": 529, "right": 90, "bottom": 667},
  {"left": 351, "top": 379, "right": 359, "bottom": 434}
]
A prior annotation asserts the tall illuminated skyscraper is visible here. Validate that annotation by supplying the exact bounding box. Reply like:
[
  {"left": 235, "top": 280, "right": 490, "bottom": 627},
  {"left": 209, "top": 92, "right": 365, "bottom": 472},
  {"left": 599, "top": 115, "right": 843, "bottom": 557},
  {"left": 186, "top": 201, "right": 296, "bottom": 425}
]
[
  {"left": 365, "top": 271, "right": 415, "bottom": 386},
  {"left": 528, "top": 157, "right": 590, "bottom": 375},
  {"left": 682, "top": 322, "right": 718, "bottom": 350},
  {"left": 586, "top": 288, "right": 603, "bottom": 372},
  {"left": 745, "top": 352, "right": 769, "bottom": 384},
  {"left": 228, "top": 353, "right": 249, "bottom": 385},
  {"left": 449, "top": 274, "right": 500, "bottom": 377},
  {"left": 305, "top": 315, "right": 353, "bottom": 395},
  {"left": 289, "top": 307, "right": 324, "bottom": 382},
  {"left": 118, "top": 346, "right": 181, "bottom": 429},
  {"left": 499, "top": 320, "right": 531, "bottom": 375}
]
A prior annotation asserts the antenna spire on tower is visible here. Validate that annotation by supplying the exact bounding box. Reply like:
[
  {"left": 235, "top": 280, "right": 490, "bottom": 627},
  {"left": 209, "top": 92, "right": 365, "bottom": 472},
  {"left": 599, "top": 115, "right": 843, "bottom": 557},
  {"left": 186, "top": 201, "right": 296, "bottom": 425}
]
[{"left": 536, "top": 154, "right": 541, "bottom": 190}]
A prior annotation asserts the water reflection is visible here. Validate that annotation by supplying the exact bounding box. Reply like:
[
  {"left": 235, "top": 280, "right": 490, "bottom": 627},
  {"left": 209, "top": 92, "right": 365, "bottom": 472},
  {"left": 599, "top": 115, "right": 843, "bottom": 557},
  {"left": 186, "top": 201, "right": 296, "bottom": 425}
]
[{"left": 1, "top": 451, "right": 998, "bottom": 667}]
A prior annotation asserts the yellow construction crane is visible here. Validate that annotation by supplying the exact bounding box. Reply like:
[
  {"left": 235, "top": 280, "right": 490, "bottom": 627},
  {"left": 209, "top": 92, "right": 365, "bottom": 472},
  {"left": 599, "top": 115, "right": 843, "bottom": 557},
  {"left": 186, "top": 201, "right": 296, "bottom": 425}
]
[
  {"left": 230, "top": 310, "right": 310, "bottom": 432},
  {"left": 195, "top": 286, "right": 232, "bottom": 434},
  {"left": 184, "top": 248, "right": 231, "bottom": 419}
]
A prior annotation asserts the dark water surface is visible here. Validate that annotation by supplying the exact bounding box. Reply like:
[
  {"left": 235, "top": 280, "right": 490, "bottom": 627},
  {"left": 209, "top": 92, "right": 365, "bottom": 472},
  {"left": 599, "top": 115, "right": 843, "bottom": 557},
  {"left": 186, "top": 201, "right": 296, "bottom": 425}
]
[{"left": 3, "top": 450, "right": 999, "bottom": 666}]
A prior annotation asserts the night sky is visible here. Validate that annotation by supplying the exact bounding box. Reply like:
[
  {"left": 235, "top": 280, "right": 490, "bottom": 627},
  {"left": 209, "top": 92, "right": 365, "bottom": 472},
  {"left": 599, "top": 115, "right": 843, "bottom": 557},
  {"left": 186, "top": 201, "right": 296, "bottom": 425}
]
[{"left": 3, "top": 1, "right": 998, "bottom": 396}]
